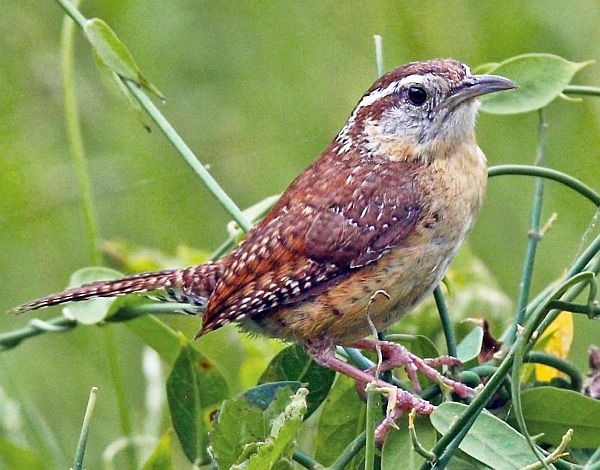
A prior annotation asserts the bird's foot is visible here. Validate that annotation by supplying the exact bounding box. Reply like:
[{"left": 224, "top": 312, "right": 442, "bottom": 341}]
[
  {"left": 306, "top": 337, "right": 437, "bottom": 446},
  {"left": 351, "top": 338, "right": 476, "bottom": 398}
]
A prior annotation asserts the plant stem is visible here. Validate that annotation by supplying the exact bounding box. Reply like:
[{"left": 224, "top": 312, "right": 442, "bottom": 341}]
[
  {"left": 509, "top": 109, "right": 548, "bottom": 345},
  {"left": 123, "top": 81, "right": 252, "bottom": 232},
  {"left": 488, "top": 165, "right": 600, "bottom": 207},
  {"left": 73, "top": 386, "right": 98, "bottom": 470},
  {"left": 373, "top": 35, "right": 384, "bottom": 77},
  {"left": 0, "top": 303, "right": 188, "bottom": 353},
  {"left": 330, "top": 432, "right": 367, "bottom": 470},
  {"left": 548, "top": 300, "right": 600, "bottom": 317},
  {"left": 564, "top": 85, "right": 600, "bottom": 97},
  {"left": 524, "top": 351, "right": 583, "bottom": 391},
  {"left": 52, "top": 0, "right": 252, "bottom": 232},
  {"left": 61, "top": 0, "right": 102, "bottom": 265},
  {"left": 0, "top": 316, "right": 76, "bottom": 351},
  {"left": 103, "top": 327, "right": 138, "bottom": 470},
  {"left": 54, "top": 0, "right": 86, "bottom": 29},
  {"left": 584, "top": 445, "right": 600, "bottom": 469},
  {"left": 421, "top": 233, "right": 600, "bottom": 470},
  {"left": 434, "top": 287, "right": 457, "bottom": 359},
  {"left": 292, "top": 449, "right": 324, "bottom": 470},
  {"left": 364, "top": 383, "right": 378, "bottom": 470}
]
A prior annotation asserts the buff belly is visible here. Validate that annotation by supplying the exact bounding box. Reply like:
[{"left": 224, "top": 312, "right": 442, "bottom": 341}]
[{"left": 241, "top": 236, "right": 464, "bottom": 344}]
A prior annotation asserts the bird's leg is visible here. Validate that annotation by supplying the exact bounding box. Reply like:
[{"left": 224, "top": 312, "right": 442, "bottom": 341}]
[
  {"left": 306, "top": 337, "right": 436, "bottom": 445},
  {"left": 351, "top": 338, "right": 475, "bottom": 398}
]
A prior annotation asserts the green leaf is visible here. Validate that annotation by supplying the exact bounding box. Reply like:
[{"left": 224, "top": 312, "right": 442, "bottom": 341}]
[
  {"left": 61, "top": 267, "right": 123, "bottom": 324},
  {"left": 479, "top": 53, "right": 593, "bottom": 114},
  {"left": 237, "top": 388, "right": 308, "bottom": 470},
  {"left": 211, "top": 385, "right": 298, "bottom": 469},
  {"left": 431, "top": 402, "right": 538, "bottom": 470},
  {"left": 381, "top": 414, "right": 437, "bottom": 470},
  {"left": 315, "top": 376, "right": 366, "bottom": 468},
  {"left": 243, "top": 381, "right": 302, "bottom": 410},
  {"left": 0, "top": 438, "right": 44, "bottom": 470},
  {"left": 126, "top": 315, "right": 181, "bottom": 365},
  {"left": 258, "top": 344, "right": 335, "bottom": 417},
  {"left": 84, "top": 18, "right": 164, "bottom": 99},
  {"left": 445, "top": 457, "right": 491, "bottom": 469},
  {"left": 166, "top": 334, "right": 229, "bottom": 464},
  {"left": 92, "top": 48, "right": 152, "bottom": 131},
  {"left": 472, "top": 62, "right": 499, "bottom": 74},
  {"left": 210, "top": 395, "right": 265, "bottom": 469},
  {"left": 141, "top": 431, "right": 173, "bottom": 470},
  {"left": 456, "top": 326, "right": 483, "bottom": 363},
  {"left": 518, "top": 386, "right": 600, "bottom": 448}
]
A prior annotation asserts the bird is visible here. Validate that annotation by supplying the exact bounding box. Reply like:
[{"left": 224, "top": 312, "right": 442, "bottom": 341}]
[{"left": 12, "top": 59, "right": 515, "bottom": 442}]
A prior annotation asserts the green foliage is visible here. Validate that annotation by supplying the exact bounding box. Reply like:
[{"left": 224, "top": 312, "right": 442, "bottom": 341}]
[
  {"left": 455, "top": 326, "right": 483, "bottom": 364},
  {"left": 166, "top": 334, "right": 229, "bottom": 464},
  {"left": 517, "top": 387, "right": 600, "bottom": 447},
  {"left": 237, "top": 388, "right": 307, "bottom": 469},
  {"left": 479, "top": 53, "right": 593, "bottom": 114},
  {"left": 3, "top": 2, "right": 600, "bottom": 470},
  {"left": 84, "top": 18, "right": 163, "bottom": 100},
  {"left": 258, "top": 344, "right": 335, "bottom": 417},
  {"left": 140, "top": 431, "right": 173, "bottom": 470},
  {"left": 0, "top": 438, "right": 44, "bottom": 470},
  {"left": 211, "top": 387, "right": 307, "bottom": 469},
  {"left": 381, "top": 415, "right": 437, "bottom": 470},
  {"left": 315, "top": 376, "right": 366, "bottom": 468},
  {"left": 431, "top": 403, "right": 538, "bottom": 469},
  {"left": 62, "top": 266, "right": 123, "bottom": 324}
]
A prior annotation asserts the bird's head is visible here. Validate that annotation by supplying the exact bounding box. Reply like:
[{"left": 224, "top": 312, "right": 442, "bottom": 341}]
[{"left": 335, "top": 59, "right": 516, "bottom": 161}]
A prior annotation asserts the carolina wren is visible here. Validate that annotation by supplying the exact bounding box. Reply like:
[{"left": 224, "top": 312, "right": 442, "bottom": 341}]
[{"left": 13, "top": 59, "right": 515, "bottom": 440}]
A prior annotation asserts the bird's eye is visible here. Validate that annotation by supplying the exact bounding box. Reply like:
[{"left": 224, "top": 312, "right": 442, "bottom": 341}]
[{"left": 407, "top": 86, "right": 428, "bottom": 106}]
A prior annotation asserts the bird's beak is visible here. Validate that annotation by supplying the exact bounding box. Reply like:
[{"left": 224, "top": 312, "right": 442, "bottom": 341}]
[{"left": 446, "top": 74, "right": 517, "bottom": 108}]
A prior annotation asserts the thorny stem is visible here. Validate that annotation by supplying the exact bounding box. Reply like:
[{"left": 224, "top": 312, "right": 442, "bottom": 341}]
[{"left": 509, "top": 108, "right": 548, "bottom": 345}]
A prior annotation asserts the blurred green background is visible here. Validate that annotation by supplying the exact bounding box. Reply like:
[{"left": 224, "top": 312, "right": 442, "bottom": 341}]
[{"left": 1, "top": 1, "right": 599, "bottom": 468}]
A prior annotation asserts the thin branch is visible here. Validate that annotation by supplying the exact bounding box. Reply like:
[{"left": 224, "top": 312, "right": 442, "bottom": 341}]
[
  {"left": 509, "top": 109, "right": 548, "bottom": 345},
  {"left": 488, "top": 165, "right": 600, "bottom": 207}
]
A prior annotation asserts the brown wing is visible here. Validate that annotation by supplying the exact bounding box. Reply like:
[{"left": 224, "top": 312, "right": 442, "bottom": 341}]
[{"left": 200, "top": 150, "right": 423, "bottom": 334}]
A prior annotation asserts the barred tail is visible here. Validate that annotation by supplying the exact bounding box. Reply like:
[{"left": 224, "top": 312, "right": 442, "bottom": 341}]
[{"left": 10, "top": 262, "right": 222, "bottom": 314}]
